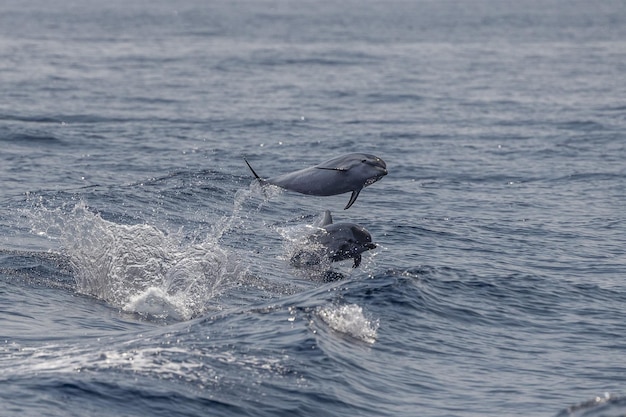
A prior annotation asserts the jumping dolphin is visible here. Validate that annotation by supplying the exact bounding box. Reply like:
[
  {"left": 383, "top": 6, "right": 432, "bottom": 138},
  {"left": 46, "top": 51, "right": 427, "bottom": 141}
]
[
  {"left": 244, "top": 153, "right": 387, "bottom": 209},
  {"left": 291, "top": 210, "right": 377, "bottom": 268}
]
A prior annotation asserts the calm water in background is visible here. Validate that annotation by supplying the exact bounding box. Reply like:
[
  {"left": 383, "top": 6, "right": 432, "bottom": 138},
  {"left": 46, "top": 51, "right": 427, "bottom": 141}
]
[{"left": 1, "top": 0, "right": 626, "bottom": 416}]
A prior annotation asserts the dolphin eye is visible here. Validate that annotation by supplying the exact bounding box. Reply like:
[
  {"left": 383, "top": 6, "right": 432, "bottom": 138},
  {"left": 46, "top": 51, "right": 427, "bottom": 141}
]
[{"left": 361, "top": 159, "right": 367, "bottom": 163}]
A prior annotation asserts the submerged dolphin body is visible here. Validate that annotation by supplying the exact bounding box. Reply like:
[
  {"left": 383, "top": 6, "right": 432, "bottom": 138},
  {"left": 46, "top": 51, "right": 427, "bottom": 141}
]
[
  {"left": 244, "top": 153, "right": 387, "bottom": 209},
  {"left": 291, "top": 210, "right": 377, "bottom": 268}
]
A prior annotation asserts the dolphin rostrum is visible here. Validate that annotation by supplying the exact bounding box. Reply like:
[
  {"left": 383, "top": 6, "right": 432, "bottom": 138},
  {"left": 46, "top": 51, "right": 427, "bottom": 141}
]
[
  {"left": 244, "top": 153, "right": 387, "bottom": 209},
  {"left": 291, "top": 210, "right": 377, "bottom": 268}
]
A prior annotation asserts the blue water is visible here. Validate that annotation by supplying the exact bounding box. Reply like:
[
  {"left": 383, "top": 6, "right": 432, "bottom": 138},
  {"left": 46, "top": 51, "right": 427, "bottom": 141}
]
[{"left": 1, "top": 0, "right": 626, "bottom": 415}]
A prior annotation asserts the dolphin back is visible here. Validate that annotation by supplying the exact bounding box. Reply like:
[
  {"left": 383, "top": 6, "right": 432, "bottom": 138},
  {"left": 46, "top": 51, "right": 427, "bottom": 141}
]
[{"left": 268, "top": 167, "right": 354, "bottom": 196}]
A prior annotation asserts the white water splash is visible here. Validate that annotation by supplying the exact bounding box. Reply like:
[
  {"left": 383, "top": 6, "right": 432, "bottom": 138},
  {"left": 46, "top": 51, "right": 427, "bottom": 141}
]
[
  {"left": 316, "top": 304, "right": 379, "bottom": 344},
  {"left": 277, "top": 224, "right": 324, "bottom": 265},
  {"left": 26, "top": 201, "right": 245, "bottom": 320}
]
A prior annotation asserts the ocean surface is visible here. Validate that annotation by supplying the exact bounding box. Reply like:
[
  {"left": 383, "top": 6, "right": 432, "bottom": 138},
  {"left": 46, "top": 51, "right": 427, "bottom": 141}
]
[{"left": 1, "top": 0, "right": 626, "bottom": 416}]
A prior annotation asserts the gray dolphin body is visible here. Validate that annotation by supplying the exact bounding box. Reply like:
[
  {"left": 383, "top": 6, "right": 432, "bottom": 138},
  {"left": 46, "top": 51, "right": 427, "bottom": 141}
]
[
  {"left": 291, "top": 211, "right": 377, "bottom": 268},
  {"left": 244, "top": 153, "right": 387, "bottom": 209}
]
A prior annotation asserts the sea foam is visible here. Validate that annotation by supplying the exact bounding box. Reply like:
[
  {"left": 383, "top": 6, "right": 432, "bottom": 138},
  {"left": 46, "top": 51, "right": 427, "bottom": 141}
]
[{"left": 316, "top": 303, "right": 379, "bottom": 344}]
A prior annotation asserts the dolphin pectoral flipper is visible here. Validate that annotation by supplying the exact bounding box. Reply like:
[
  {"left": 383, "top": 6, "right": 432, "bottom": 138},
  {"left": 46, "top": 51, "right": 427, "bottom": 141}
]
[
  {"left": 352, "top": 254, "right": 362, "bottom": 268},
  {"left": 344, "top": 190, "right": 361, "bottom": 210}
]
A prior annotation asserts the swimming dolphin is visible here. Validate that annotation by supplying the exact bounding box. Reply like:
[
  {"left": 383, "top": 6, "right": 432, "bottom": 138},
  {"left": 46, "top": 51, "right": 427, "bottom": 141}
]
[
  {"left": 244, "top": 153, "right": 387, "bottom": 209},
  {"left": 291, "top": 210, "right": 377, "bottom": 268}
]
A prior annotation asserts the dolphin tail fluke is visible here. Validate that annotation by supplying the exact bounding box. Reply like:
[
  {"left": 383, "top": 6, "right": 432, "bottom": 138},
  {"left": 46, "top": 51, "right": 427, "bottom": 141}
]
[
  {"left": 352, "top": 254, "right": 362, "bottom": 268},
  {"left": 243, "top": 157, "right": 262, "bottom": 180},
  {"left": 344, "top": 190, "right": 361, "bottom": 210}
]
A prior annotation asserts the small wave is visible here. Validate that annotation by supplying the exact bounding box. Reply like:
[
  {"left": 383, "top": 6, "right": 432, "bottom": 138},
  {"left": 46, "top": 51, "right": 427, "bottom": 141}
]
[
  {"left": 0, "top": 131, "right": 64, "bottom": 144},
  {"left": 555, "top": 119, "right": 607, "bottom": 132},
  {"left": 0, "top": 249, "right": 74, "bottom": 289},
  {"left": 0, "top": 114, "right": 64, "bottom": 124},
  {"left": 552, "top": 172, "right": 624, "bottom": 183},
  {"left": 555, "top": 393, "right": 626, "bottom": 417},
  {"left": 316, "top": 303, "right": 379, "bottom": 344},
  {"left": 0, "top": 113, "right": 136, "bottom": 124}
]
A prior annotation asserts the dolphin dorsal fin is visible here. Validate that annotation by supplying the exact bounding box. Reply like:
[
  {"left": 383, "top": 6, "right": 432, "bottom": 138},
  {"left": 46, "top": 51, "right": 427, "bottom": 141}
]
[{"left": 313, "top": 210, "right": 333, "bottom": 227}]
